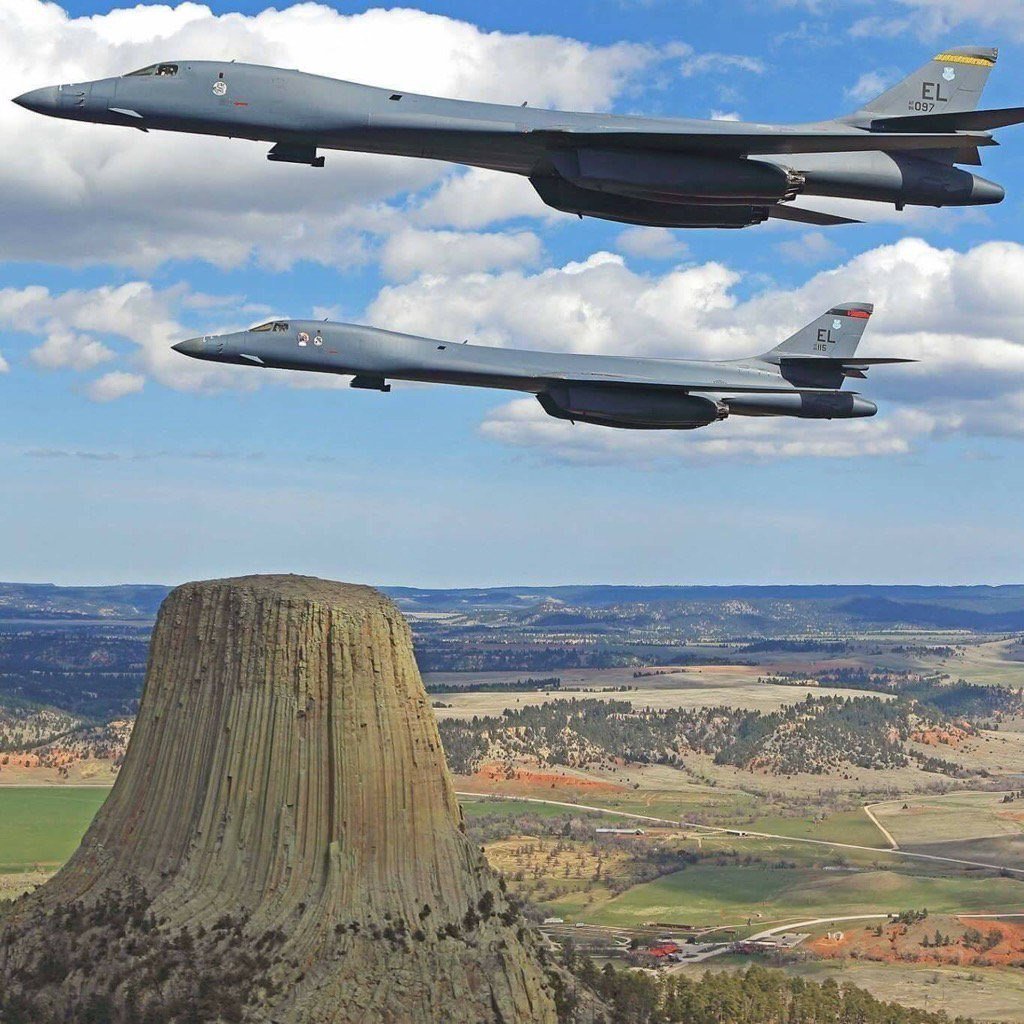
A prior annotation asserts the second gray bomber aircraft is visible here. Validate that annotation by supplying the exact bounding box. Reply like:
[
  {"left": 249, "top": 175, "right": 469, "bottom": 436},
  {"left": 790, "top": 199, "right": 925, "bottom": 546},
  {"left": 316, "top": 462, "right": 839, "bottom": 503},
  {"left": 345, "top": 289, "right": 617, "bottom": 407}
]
[
  {"left": 14, "top": 46, "right": 1022, "bottom": 228},
  {"left": 173, "top": 304, "right": 909, "bottom": 431}
]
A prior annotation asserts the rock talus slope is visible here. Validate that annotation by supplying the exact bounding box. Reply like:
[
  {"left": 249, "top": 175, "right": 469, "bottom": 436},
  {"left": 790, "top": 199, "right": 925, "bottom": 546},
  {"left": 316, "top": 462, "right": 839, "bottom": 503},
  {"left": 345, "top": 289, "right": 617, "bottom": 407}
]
[{"left": 0, "top": 575, "right": 560, "bottom": 1024}]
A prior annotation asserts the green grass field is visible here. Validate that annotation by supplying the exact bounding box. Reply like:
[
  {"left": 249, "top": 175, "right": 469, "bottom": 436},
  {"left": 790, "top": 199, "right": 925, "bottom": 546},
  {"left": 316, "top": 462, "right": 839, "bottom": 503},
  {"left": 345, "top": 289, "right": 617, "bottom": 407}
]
[
  {"left": 871, "top": 791, "right": 1024, "bottom": 845},
  {"left": 744, "top": 809, "right": 887, "bottom": 847},
  {"left": 562, "top": 864, "right": 1024, "bottom": 929},
  {"left": 0, "top": 787, "right": 109, "bottom": 872},
  {"left": 954, "top": 639, "right": 1024, "bottom": 688},
  {"left": 464, "top": 792, "right": 894, "bottom": 850}
]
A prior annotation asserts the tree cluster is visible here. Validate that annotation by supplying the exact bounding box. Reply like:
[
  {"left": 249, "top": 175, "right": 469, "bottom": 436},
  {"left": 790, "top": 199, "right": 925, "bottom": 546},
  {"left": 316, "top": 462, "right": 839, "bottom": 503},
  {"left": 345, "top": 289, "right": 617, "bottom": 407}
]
[
  {"left": 553, "top": 960, "right": 980, "bottom": 1024},
  {"left": 438, "top": 695, "right": 946, "bottom": 777}
]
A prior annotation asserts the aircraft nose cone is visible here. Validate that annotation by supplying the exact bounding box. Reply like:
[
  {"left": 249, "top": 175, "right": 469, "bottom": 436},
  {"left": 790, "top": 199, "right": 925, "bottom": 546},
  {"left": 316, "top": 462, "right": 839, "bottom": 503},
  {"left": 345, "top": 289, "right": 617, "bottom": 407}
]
[
  {"left": 172, "top": 337, "right": 206, "bottom": 358},
  {"left": 13, "top": 85, "right": 60, "bottom": 114}
]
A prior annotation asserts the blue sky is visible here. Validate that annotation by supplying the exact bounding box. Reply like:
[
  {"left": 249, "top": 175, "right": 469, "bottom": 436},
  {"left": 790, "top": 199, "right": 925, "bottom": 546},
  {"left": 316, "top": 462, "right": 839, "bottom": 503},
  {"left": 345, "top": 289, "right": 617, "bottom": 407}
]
[{"left": 3, "top": 0, "right": 1024, "bottom": 586}]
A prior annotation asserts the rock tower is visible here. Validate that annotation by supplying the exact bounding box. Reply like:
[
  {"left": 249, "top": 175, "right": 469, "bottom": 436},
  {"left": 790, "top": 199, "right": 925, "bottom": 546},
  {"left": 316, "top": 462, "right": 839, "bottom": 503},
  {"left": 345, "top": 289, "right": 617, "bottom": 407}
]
[{"left": 0, "top": 575, "right": 560, "bottom": 1024}]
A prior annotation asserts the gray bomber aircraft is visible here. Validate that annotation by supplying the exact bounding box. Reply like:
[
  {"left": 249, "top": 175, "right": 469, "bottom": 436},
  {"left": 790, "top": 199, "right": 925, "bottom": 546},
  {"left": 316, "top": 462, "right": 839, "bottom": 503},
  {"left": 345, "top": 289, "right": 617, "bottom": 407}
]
[
  {"left": 13, "top": 46, "right": 1022, "bottom": 228},
  {"left": 172, "top": 304, "right": 910, "bottom": 431}
]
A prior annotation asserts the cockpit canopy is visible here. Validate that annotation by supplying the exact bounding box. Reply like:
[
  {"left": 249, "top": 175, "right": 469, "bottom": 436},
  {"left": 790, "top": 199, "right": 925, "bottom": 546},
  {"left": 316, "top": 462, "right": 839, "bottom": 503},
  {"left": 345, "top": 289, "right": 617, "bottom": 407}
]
[
  {"left": 125, "top": 63, "right": 179, "bottom": 78},
  {"left": 250, "top": 321, "right": 290, "bottom": 333}
]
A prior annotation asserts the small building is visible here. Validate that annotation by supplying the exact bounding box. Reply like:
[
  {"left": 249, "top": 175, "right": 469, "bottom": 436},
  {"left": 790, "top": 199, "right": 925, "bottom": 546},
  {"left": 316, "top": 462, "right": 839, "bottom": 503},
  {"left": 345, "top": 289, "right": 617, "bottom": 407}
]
[
  {"left": 595, "top": 827, "right": 645, "bottom": 836},
  {"left": 646, "top": 943, "right": 681, "bottom": 959},
  {"left": 749, "top": 933, "right": 810, "bottom": 950},
  {"left": 542, "top": 917, "right": 564, "bottom": 925}
]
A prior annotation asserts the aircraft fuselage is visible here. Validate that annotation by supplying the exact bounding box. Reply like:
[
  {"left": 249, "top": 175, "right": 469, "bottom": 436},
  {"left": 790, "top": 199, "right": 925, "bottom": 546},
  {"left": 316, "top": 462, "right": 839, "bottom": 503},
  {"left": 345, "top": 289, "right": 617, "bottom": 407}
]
[
  {"left": 15, "top": 60, "right": 1006, "bottom": 228},
  {"left": 173, "top": 319, "right": 881, "bottom": 431}
]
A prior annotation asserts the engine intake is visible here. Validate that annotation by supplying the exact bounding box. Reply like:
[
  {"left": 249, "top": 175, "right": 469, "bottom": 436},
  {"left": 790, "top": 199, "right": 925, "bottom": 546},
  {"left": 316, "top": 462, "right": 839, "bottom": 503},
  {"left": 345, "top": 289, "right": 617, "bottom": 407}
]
[
  {"left": 538, "top": 385, "right": 728, "bottom": 430},
  {"left": 530, "top": 175, "right": 770, "bottom": 228},
  {"left": 549, "top": 149, "right": 797, "bottom": 204}
]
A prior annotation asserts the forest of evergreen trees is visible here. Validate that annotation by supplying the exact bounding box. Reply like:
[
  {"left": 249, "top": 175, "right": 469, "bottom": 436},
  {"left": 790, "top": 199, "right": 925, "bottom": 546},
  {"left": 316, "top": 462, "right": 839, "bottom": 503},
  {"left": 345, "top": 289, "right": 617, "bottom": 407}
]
[
  {"left": 802, "top": 671, "right": 1022, "bottom": 722},
  {"left": 553, "top": 960, "right": 980, "bottom": 1024},
  {"left": 438, "top": 695, "right": 959, "bottom": 777}
]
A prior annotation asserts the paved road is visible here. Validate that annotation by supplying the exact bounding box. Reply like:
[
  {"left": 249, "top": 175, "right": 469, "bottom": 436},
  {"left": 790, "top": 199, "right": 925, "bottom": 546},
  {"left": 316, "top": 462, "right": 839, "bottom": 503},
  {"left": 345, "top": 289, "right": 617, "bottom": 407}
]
[
  {"left": 662, "top": 913, "right": 895, "bottom": 968},
  {"left": 670, "top": 911, "right": 1024, "bottom": 966},
  {"left": 748, "top": 913, "right": 889, "bottom": 941},
  {"left": 456, "top": 791, "right": 1024, "bottom": 876}
]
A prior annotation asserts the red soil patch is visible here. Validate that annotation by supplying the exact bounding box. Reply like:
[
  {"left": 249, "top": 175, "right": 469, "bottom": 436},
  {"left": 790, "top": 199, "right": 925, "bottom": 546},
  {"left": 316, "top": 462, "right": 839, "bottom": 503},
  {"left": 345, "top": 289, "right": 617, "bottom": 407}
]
[
  {"left": 0, "top": 753, "right": 42, "bottom": 769},
  {"left": 910, "top": 725, "right": 971, "bottom": 748},
  {"left": 463, "top": 762, "right": 625, "bottom": 795},
  {"left": 808, "top": 917, "right": 1024, "bottom": 968}
]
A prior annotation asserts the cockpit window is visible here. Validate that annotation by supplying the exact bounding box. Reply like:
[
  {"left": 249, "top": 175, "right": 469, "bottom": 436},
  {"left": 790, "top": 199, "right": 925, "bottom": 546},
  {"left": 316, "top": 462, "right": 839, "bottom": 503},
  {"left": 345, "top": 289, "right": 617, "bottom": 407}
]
[
  {"left": 250, "top": 321, "right": 290, "bottom": 333},
  {"left": 125, "top": 63, "right": 179, "bottom": 77}
]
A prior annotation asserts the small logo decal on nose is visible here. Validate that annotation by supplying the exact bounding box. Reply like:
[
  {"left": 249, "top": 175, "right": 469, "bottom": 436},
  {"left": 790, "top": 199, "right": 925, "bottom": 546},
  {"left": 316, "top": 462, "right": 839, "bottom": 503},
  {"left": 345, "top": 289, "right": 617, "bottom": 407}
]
[
  {"left": 213, "top": 81, "right": 227, "bottom": 96},
  {"left": 298, "top": 332, "right": 310, "bottom": 346}
]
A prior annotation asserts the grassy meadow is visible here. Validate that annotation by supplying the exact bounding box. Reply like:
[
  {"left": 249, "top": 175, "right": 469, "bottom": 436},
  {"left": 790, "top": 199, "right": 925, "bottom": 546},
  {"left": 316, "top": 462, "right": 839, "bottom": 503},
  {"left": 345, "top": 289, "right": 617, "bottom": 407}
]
[{"left": 0, "top": 786, "right": 109, "bottom": 873}]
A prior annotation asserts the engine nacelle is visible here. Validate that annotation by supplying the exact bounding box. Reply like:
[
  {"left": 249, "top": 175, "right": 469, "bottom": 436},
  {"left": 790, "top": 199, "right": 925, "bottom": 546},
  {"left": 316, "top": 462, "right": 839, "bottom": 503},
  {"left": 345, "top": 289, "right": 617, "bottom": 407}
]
[
  {"left": 725, "top": 392, "right": 877, "bottom": 419},
  {"left": 548, "top": 150, "right": 800, "bottom": 204},
  {"left": 530, "top": 175, "right": 770, "bottom": 228},
  {"left": 795, "top": 152, "right": 1005, "bottom": 208},
  {"left": 538, "top": 385, "right": 728, "bottom": 430}
]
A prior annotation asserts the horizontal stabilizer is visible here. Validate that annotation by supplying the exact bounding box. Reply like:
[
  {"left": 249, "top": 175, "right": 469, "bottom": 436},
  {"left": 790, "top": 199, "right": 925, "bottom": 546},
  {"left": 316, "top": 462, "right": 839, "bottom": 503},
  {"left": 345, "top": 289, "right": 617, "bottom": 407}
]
[
  {"left": 780, "top": 356, "right": 915, "bottom": 379},
  {"left": 869, "top": 106, "right": 1024, "bottom": 133},
  {"left": 769, "top": 205, "right": 862, "bottom": 226},
  {"left": 530, "top": 127, "right": 995, "bottom": 157},
  {"left": 779, "top": 357, "right": 916, "bottom": 365},
  {"left": 776, "top": 353, "right": 913, "bottom": 385}
]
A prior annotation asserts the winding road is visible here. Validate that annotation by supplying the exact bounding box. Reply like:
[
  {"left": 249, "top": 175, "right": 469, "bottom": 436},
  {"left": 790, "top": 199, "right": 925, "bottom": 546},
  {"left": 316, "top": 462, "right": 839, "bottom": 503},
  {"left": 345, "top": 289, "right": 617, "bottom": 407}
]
[{"left": 456, "top": 791, "right": 1024, "bottom": 876}]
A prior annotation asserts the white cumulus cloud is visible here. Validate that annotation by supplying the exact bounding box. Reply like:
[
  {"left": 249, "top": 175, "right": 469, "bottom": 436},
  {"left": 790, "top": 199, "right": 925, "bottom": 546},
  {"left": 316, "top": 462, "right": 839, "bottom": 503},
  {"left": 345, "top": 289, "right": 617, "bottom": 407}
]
[
  {"left": 85, "top": 371, "right": 145, "bottom": 402},
  {"left": 616, "top": 227, "right": 690, "bottom": 261},
  {"left": 849, "top": 1, "right": 1024, "bottom": 40},
  {"left": 844, "top": 69, "right": 897, "bottom": 105},
  {"left": 30, "top": 328, "right": 115, "bottom": 370},
  {"left": 775, "top": 231, "right": 843, "bottom": 265},
  {"left": 667, "top": 44, "right": 766, "bottom": 79},
  {"left": 412, "top": 169, "right": 554, "bottom": 231},
  {"left": 380, "top": 229, "right": 543, "bottom": 282},
  {"left": 0, "top": 280, "right": 245, "bottom": 394},
  {"left": 480, "top": 399, "right": 936, "bottom": 465}
]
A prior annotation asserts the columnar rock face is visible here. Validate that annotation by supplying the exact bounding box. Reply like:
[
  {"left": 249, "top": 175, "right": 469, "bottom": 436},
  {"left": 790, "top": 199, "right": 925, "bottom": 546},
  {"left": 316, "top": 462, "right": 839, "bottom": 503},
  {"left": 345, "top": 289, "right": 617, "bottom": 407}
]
[{"left": 0, "top": 575, "right": 560, "bottom": 1024}]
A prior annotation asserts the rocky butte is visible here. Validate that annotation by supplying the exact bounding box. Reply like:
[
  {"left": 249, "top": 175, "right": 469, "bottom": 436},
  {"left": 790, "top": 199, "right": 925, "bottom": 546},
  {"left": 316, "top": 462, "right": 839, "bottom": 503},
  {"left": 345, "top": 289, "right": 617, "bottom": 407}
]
[{"left": 0, "top": 575, "right": 560, "bottom": 1023}]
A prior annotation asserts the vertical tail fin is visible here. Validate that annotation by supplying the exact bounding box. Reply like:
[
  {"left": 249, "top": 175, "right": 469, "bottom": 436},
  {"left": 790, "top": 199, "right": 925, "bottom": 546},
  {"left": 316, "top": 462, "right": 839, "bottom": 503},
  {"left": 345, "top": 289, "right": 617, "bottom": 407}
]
[
  {"left": 854, "top": 46, "right": 997, "bottom": 118},
  {"left": 762, "top": 303, "right": 873, "bottom": 361}
]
